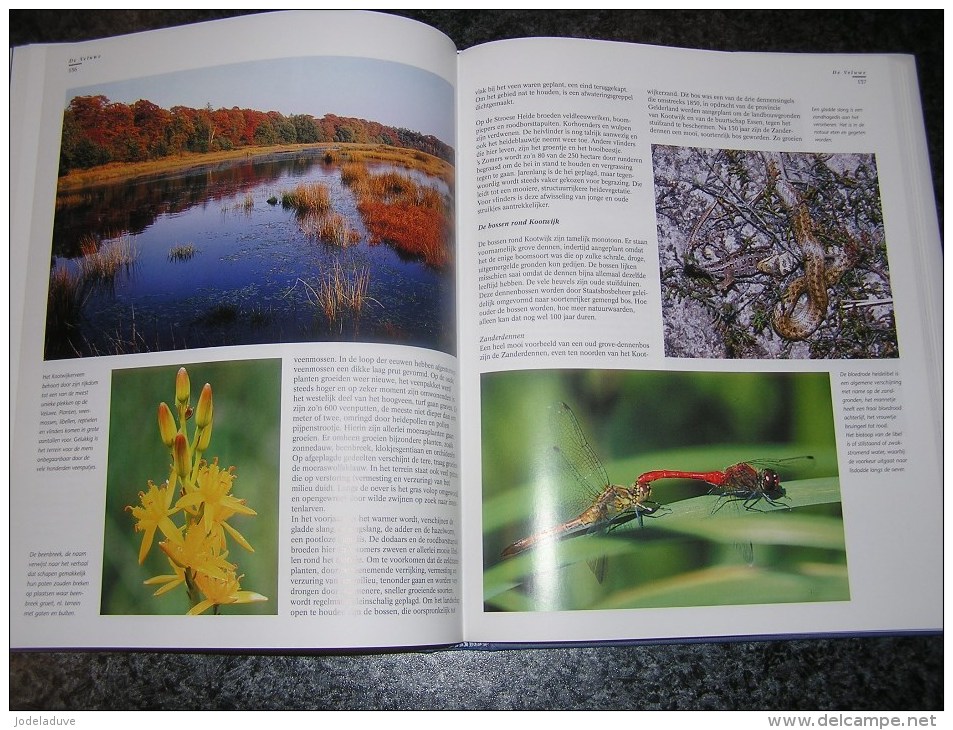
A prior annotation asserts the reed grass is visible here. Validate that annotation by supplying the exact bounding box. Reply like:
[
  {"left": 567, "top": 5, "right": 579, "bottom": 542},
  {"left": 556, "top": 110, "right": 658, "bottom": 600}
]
[
  {"left": 319, "top": 263, "right": 370, "bottom": 323},
  {"left": 298, "top": 212, "right": 360, "bottom": 247},
  {"left": 294, "top": 261, "right": 374, "bottom": 329},
  {"left": 96, "top": 312, "right": 153, "bottom": 355},
  {"left": 46, "top": 235, "right": 139, "bottom": 357},
  {"left": 281, "top": 182, "right": 333, "bottom": 215},
  {"left": 55, "top": 190, "right": 96, "bottom": 209},
  {"left": 220, "top": 193, "right": 255, "bottom": 216},
  {"left": 47, "top": 266, "right": 86, "bottom": 330},
  {"left": 341, "top": 164, "right": 452, "bottom": 269},
  {"left": 339, "top": 145, "right": 453, "bottom": 187},
  {"left": 340, "top": 161, "right": 367, "bottom": 186},
  {"left": 169, "top": 243, "right": 198, "bottom": 262},
  {"left": 281, "top": 180, "right": 360, "bottom": 248},
  {"left": 78, "top": 234, "right": 138, "bottom": 283}
]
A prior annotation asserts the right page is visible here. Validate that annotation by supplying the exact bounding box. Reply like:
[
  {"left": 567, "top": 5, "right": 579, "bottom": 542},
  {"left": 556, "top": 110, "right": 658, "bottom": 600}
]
[{"left": 456, "top": 38, "right": 942, "bottom": 645}]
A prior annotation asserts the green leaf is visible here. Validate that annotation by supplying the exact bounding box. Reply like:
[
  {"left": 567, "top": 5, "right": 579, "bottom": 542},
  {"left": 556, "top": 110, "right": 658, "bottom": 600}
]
[
  {"left": 484, "top": 535, "right": 643, "bottom": 600},
  {"left": 483, "top": 474, "right": 847, "bottom": 611},
  {"left": 607, "top": 476, "right": 844, "bottom": 549},
  {"left": 483, "top": 445, "right": 837, "bottom": 535},
  {"left": 658, "top": 476, "right": 841, "bottom": 518},
  {"left": 593, "top": 562, "right": 850, "bottom": 610}
]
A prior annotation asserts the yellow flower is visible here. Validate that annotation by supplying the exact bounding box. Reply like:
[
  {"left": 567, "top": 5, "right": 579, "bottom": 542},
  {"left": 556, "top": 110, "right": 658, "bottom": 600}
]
[
  {"left": 195, "top": 383, "right": 213, "bottom": 429},
  {"left": 173, "top": 433, "right": 190, "bottom": 481},
  {"left": 175, "top": 367, "right": 190, "bottom": 406},
  {"left": 159, "top": 522, "right": 234, "bottom": 580},
  {"left": 157, "top": 402, "right": 177, "bottom": 447},
  {"left": 132, "top": 366, "right": 266, "bottom": 615},
  {"left": 188, "top": 571, "right": 268, "bottom": 616},
  {"left": 196, "top": 419, "right": 213, "bottom": 454},
  {"left": 143, "top": 559, "right": 187, "bottom": 596},
  {"left": 127, "top": 481, "right": 182, "bottom": 564},
  {"left": 175, "top": 459, "right": 256, "bottom": 551}
]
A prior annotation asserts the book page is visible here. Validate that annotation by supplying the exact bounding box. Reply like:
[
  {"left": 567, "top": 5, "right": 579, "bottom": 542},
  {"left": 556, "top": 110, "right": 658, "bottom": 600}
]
[
  {"left": 457, "top": 39, "right": 941, "bottom": 645},
  {"left": 10, "top": 11, "right": 462, "bottom": 650}
]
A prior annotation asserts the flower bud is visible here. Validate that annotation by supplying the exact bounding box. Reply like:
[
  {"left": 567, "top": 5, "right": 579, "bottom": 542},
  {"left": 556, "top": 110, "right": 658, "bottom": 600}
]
[
  {"left": 195, "top": 383, "right": 213, "bottom": 429},
  {"left": 196, "top": 420, "right": 213, "bottom": 453},
  {"left": 157, "top": 402, "right": 177, "bottom": 447},
  {"left": 173, "top": 433, "right": 190, "bottom": 480},
  {"left": 175, "top": 367, "right": 190, "bottom": 407}
]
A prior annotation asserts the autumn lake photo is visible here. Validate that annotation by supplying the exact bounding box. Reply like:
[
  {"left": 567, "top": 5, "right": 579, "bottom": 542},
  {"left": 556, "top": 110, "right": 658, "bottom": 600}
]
[{"left": 46, "top": 56, "right": 456, "bottom": 359}]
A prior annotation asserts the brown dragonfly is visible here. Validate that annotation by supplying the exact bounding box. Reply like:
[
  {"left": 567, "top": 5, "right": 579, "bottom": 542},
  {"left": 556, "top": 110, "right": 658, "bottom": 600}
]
[{"left": 501, "top": 401, "right": 663, "bottom": 581}]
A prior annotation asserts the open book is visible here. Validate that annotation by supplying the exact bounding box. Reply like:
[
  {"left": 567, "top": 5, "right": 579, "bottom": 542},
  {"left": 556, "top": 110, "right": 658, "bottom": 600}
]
[{"left": 10, "top": 10, "right": 942, "bottom": 651}]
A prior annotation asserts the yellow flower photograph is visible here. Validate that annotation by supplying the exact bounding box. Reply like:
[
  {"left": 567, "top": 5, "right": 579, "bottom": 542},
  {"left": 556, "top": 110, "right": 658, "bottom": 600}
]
[{"left": 101, "top": 359, "right": 280, "bottom": 615}]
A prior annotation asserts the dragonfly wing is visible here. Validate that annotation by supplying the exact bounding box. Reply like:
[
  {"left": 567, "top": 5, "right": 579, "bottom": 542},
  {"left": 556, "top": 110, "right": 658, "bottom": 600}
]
[
  {"left": 587, "top": 555, "right": 608, "bottom": 584},
  {"left": 745, "top": 455, "right": 817, "bottom": 481},
  {"left": 548, "top": 402, "right": 611, "bottom": 498},
  {"left": 582, "top": 523, "right": 611, "bottom": 583}
]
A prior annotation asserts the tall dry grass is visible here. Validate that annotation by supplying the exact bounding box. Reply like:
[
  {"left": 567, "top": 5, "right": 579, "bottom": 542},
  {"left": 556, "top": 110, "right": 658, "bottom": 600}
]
[
  {"left": 78, "top": 233, "right": 138, "bottom": 283},
  {"left": 338, "top": 145, "right": 453, "bottom": 187},
  {"left": 340, "top": 162, "right": 367, "bottom": 187},
  {"left": 298, "top": 212, "right": 360, "bottom": 248},
  {"left": 318, "top": 262, "right": 370, "bottom": 323},
  {"left": 56, "top": 142, "right": 453, "bottom": 194},
  {"left": 281, "top": 182, "right": 332, "bottom": 215},
  {"left": 294, "top": 261, "right": 374, "bottom": 330},
  {"left": 281, "top": 182, "right": 363, "bottom": 248},
  {"left": 342, "top": 162, "right": 453, "bottom": 269},
  {"left": 45, "top": 234, "right": 139, "bottom": 357},
  {"left": 169, "top": 243, "right": 198, "bottom": 262},
  {"left": 47, "top": 266, "right": 86, "bottom": 331}
]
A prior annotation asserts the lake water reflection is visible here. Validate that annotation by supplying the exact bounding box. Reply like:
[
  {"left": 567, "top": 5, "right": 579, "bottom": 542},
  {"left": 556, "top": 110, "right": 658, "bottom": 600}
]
[{"left": 47, "top": 149, "right": 455, "bottom": 359}]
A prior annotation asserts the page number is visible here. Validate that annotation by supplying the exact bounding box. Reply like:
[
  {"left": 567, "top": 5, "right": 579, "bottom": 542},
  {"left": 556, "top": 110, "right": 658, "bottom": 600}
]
[{"left": 832, "top": 68, "right": 867, "bottom": 85}]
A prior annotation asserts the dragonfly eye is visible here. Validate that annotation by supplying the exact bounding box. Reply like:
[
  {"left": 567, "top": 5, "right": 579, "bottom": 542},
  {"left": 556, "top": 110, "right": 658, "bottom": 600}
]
[{"left": 761, "top": 469, "right": 784, "bottom": 499}]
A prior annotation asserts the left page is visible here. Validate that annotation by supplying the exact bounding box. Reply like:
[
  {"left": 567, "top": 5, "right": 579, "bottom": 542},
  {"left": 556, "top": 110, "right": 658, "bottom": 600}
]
[{"left": 10, "top": 10, "right": 462, "bottom": 650}]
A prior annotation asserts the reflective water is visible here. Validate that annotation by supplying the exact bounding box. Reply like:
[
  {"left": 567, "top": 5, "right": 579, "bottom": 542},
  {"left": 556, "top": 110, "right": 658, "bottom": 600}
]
[{"left": 48, "top": 149, "right": 455, "bottom": 359}]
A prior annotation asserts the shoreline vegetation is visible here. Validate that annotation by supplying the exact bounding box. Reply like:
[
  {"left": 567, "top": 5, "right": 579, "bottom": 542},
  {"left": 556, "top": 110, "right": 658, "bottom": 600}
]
[
  {"left": 55, "top": 142, "right": 454, "bottom": 194},
  {"left": 56, "top": 142, "right": 455, "bottom": 269},
  {"left": 48, "top": 140, "right": 455, "bottom": 357}
]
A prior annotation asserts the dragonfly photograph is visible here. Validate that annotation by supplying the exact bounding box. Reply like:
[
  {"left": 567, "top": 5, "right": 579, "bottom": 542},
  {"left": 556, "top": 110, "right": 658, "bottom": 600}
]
[{"left": 481, "top": 369, "right": 848, "bottom": 612}]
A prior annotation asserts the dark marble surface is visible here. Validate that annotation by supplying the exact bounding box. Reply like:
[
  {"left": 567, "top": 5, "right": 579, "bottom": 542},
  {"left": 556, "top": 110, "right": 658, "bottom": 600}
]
[{"left": 9, "top": 10, "right": 942, "bottom": 711}]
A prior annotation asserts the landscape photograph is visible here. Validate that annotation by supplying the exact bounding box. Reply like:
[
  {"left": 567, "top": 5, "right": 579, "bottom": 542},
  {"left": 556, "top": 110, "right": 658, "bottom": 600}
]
[{"left": 46, "top": 56, "right": 456, "bottom": 360}]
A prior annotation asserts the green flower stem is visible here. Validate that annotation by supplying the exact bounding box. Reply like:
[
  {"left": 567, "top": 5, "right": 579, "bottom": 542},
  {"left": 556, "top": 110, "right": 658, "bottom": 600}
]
[
  {"left": 184, "top": 568, "right": 200, "bottom": 608},
  {"left": 130, "top": 366, "right": 265, "bottom": 615}
]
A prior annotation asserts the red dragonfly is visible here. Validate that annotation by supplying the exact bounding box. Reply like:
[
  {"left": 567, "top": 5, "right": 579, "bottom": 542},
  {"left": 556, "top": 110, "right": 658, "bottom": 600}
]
[
  {"left": 635, "top": 457, "right": 812, "bottom": 567},
  {"left": 501, "top": 402, "right": 663, "bottom": 580},
  {"left": 634, "top": 456, "right": 813, "bottom": 511}
]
